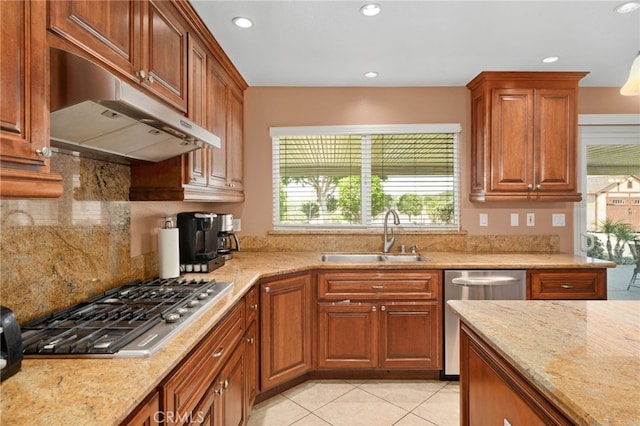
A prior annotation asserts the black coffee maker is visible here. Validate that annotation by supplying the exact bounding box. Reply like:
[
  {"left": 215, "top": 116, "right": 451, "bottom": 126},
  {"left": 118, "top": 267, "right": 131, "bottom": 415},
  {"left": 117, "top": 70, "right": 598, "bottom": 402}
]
[{"left": 176, "top": 212, "right": 224, "bottom": 273}]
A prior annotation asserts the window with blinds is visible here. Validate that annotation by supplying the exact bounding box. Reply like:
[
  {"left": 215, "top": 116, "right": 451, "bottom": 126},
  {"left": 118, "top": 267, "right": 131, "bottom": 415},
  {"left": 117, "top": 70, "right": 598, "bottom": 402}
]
[{"left": 271, "top": 124, "right": 460, "bottom": 230}]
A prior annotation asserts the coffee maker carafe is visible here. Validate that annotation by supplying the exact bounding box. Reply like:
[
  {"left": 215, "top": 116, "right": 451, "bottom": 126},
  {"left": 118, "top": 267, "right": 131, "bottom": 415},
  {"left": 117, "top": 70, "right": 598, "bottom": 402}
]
[
  {"left": 217, "top": 214, "right": 240, "bottom": 260},
  {"left": 176, "top": 212, "right": 224, "bottom": 272}
]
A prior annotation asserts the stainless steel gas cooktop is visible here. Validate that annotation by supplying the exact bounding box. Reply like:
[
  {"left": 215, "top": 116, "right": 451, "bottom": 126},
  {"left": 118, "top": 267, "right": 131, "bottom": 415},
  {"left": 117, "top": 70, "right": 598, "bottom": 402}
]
[{"left": 21, "top": 278, "right": 233, "bottom": 358}]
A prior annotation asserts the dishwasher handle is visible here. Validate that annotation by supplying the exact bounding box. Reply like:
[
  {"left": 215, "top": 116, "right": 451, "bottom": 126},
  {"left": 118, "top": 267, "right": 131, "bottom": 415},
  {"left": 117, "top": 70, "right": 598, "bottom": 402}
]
[{"left": 451, "top": 276, "right": 519, "bottom": 287}]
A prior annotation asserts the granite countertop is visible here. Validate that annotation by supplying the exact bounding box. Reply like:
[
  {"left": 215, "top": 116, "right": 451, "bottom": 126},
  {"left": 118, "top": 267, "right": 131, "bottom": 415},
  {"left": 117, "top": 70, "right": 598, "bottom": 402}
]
[
  {"left": 0, "top": 251, "right": 615, "bottom": 425},
  {"left": 447, "top": 299, "right": 640, "bottom": 425}
]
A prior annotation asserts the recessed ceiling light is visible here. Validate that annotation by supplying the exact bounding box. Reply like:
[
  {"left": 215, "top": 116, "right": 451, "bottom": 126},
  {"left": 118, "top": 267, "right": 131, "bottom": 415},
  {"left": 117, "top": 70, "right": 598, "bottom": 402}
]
[
  {"left": 614, "top": 1, "right": 640, "bottom": 13},
  {"left": 542, "top": 56, "right": 559, "bottom": 64},
  {"left": 360, "top": 4, "right": 381, "bottom": 17},
  {"left": 364, "top": 71, "right": 378, "bottom": 78},
  {"left": 232, "top": 17, "right": 253, "bottom": 28}
]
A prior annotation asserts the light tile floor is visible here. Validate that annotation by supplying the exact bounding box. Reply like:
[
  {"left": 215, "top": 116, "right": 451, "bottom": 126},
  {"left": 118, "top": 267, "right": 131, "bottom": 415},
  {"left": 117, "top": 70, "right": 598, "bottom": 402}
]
[{"left": 247, "top": 380, "right": 460, "bottom": 426}]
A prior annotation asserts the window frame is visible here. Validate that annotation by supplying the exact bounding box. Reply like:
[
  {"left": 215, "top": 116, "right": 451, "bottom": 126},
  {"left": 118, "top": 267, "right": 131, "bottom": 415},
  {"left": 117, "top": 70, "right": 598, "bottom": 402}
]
[{"left": 271, "top": 123, "right": 462, "bottom": 231}]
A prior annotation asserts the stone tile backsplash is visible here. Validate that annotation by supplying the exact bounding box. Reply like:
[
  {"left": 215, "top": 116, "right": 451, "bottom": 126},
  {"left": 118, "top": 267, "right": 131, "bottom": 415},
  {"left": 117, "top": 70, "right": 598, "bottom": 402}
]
[{"left": 0, "top": 152, "right": 560, "bottom": 323}]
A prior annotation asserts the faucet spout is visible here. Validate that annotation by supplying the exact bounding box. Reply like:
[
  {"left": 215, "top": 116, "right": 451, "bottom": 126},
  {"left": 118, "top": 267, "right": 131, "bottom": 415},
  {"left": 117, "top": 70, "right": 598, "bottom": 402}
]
[{"left": 382, "top": 209, "right": 400, "bottom": 253}]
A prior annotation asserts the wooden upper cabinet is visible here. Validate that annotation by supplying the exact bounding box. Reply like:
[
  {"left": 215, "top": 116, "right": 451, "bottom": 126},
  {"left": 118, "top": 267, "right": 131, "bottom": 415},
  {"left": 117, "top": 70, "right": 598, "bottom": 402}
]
[
  {"left": 142, "top": 0, "right": 188, "bottom": 112},
  {"left": 467, "top": 71, "right": 587, "bottom": 202},
  {"left": 0, "top": 0, "right": 63, "bottom": 198},
  {"left": 48, "top": 0, "right": 187, "bottom": 112},
  {"left": 47, "top": 0, "right": 140, "bottom": 77}
]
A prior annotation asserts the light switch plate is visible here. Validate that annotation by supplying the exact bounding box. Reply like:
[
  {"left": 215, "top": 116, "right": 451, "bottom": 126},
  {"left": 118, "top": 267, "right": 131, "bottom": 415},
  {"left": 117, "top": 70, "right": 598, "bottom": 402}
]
[
  {"left": 526, "top": 213, "right": 535, "bottom": 227},
  {"left": 479, "top": 213, "right": 488, "bottom": 227},
  {"left": 233, "top": 218, "right": 241, "bottom": 231},
  {"left": 510, "top": 213, "right": 519, "bottom": 227}
]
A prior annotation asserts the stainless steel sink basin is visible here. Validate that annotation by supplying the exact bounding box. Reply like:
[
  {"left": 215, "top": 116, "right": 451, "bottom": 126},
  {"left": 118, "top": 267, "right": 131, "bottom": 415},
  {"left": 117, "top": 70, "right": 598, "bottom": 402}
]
[
  {"left": 321, "top": 254, "right": 385, "bottom": 262},
  {"left": 383, "top": 255, "right": 428, "bottom": 262},
  {"left": 320, "top": 254, "right": 428, "bottom": 263}
]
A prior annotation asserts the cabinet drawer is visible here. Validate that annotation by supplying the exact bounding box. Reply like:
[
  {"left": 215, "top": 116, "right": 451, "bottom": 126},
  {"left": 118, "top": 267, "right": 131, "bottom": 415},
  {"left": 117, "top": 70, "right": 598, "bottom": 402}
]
[
  {"left": 245, "top": 286, "right": 259, "bottom": 326},
  {"left": 528, "top": 269, "right": 606, "bottom": 300},
  {"left": 318, "top": 270, "right": 440, "bottom": 300},
  {"left": 162, "top": 301, "right": 245, "bottom": 425}
]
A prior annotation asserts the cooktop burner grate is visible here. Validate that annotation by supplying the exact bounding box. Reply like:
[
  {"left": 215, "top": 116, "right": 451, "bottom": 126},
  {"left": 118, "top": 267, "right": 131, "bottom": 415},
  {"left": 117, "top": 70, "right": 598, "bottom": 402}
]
[{"left": 21, "top": 277, "right": 233, "bottom": 358}]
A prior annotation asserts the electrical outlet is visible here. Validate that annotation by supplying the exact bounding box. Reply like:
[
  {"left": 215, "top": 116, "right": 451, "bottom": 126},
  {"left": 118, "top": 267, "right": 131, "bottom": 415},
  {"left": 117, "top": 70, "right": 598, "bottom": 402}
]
[
  {"left": 552, "top": 214, "right": 565, "bottom": 227},
  {"left": 526, "top": 213, "right": 535, "bottom": 227},
  {"left": 232, "top": 218, "right": 241, "bottom": 231},
  {"left": 510, "top": 213, "right": 519, "bottom": 227},
  {"left": 479, "top": 213, "right": 488, "bottom": 227}
]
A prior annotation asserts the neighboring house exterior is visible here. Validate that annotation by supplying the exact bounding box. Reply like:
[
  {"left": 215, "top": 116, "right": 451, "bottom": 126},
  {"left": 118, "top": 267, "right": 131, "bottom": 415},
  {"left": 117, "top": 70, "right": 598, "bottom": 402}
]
[{"left": 587, "top": 175, "right": 640, "bottom": 232}]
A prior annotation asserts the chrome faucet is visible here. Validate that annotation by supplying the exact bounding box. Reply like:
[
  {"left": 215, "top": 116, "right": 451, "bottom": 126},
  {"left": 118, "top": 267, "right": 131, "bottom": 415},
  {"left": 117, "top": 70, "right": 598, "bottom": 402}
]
[{"left": 382, "top": 209, "right": 400, "bottom": 253}]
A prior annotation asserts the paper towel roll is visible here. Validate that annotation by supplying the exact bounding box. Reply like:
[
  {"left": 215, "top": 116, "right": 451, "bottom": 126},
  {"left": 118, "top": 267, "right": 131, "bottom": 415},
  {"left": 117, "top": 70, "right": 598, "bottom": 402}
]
[{"left": 158, "top": 228, "right": 180, "bottom": 279}]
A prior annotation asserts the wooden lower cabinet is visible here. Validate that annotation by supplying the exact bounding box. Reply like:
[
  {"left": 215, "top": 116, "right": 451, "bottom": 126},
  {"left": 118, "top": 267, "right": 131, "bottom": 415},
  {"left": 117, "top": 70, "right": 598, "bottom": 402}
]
[
  {"left": 260, "top": 273, "right": 313, "bottom": 390},
  {"left": 316, "top": 270, "right": 442, "bottom": 371},
  {"left": 160, "top": 300, "right": 244, "bottom": 426},
  {"left": 460, "top": 323, "right": 572, "bottom": 425},
  {"left": 528, "top": 269, "right": 606, "bottom": 300},
  {"left": 317, "top": 301, "right": 441, "bottom": 370}
]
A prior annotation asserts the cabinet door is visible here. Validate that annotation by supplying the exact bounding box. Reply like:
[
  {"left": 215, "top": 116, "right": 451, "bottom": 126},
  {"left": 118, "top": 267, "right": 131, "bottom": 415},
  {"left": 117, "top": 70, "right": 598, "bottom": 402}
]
[
  {"left": 0, "top": 0, "right": 63, "bottom": 197},
  {"left": 380, "top": 302, "right": 442, "bottom": 369},
  {"left": 142, "top": 0, "right": 188, "bottom": 112},
  {"left": 186, "top": 33, "right": 209, "bottom": 187},
  {"left": 244, "top": 321, "right": 259, "bottom": 416},
  {"left": 207, "top": 61, "right": 229, "bottom": 188},
  {"left": 226, "top": 86, "right": 244, "bottom": 194},
  {"left": 121, "top": 391, "right": 161, "bottom": 426},
  {"left": 489, "top": 88, "right": 534, "bottom": 193},
  {"left": 318, "top": 302, "right": 378, "bottom": 369},
  {"left": 534, "top": 89, "right": 577, "bottom": 194},
  {"left": 219, "top": 343, "right": 245, "bottom": 426},
  {"left": 260, "top": 273, "right": 313, "bottom": 390},
  {"left": 48, "top": 0, "right": 140, "bottom": 77}
]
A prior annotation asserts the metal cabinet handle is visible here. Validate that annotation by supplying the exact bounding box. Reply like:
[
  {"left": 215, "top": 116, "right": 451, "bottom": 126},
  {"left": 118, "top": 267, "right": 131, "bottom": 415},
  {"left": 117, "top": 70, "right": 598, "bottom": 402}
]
[
  {"left": 136, "top": 69, "right": 146, "bottom": 80},
  {"left": 372, "top": 285, "right": 384, "bottom": 289},
  {"left": 527, "top": 184, "right": 533, "bottom": 191},
  {"left": 561, "top": 284, "right": 575, "bottom": 289},
  {"left": 381, "top": 305, "right": 386, "bottom": 311},
  {"left": 146, "top": 74, "right": 155, "bottom": 83},
  {"left": 250, "top": 304, "right": 258, "bottom": 311},
  {"left": 264, "top": 286, "right": 270, "bottom": 293},
  {"left": 223, "top": 379, "right": 229, "bottom": 389},
  {"left": 246, "top": 337, "right": 255, "bottom": 344},
  {"left": 536, "top": 184, "right": 542, "bottom": 190},
  {"left": 371, "top": 306, "right": 377, "bottom": 312},
  {"left": 212, "top": 348, "right": 224, "bottom": 358}
]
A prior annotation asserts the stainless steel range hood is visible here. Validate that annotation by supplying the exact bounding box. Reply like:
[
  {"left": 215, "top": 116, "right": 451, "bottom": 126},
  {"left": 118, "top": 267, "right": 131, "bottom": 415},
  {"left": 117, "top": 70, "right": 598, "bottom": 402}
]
[{"left": 49, "top": 48, "right": 220, "bottom": 163}]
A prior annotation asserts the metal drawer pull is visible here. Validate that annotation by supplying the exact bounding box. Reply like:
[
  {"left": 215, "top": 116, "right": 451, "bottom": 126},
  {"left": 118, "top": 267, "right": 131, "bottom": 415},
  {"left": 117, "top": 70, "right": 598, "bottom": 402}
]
[
  {"left": 246, "top": 337, "right": 255, "bottom": 344},
  {"left": 371, "top": 306, "right": 377, "bottom": 312},
  {"left": 381, "top": 306, "right": 386, "bottom": 311},
  {"left": 251, "top": 304, "right": 258, "bottom": 310},
  {"left": 561, "top": 284, "right": 575, "bottom": 289},
  {"left": 372, "top": 285, "right": 384, "bottom": 289},
  {"left": 212, "top": 348, "right": 225, "bottom": 358},
  {"left": 264, "top": 287, "right": 270, "bottom": 293}
]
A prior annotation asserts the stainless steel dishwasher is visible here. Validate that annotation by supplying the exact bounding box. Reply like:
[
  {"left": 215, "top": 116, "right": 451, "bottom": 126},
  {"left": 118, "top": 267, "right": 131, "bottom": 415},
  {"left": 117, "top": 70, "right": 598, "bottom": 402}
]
[{"left": 443, "top": 270, "right": 526, "bottom": 377}]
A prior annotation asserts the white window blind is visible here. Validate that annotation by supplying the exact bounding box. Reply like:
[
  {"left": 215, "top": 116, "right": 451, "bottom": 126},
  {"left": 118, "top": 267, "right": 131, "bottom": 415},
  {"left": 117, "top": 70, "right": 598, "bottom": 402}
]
[{"left": 272, "top": 124, "right": 460, "bottom": 230}]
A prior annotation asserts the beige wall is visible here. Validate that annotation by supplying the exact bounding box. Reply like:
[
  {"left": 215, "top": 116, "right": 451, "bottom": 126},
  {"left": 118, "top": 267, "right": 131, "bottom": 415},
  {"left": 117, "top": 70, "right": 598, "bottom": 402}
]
[{"left": 230, "top": 86, "right": 639, "bottom": 254}]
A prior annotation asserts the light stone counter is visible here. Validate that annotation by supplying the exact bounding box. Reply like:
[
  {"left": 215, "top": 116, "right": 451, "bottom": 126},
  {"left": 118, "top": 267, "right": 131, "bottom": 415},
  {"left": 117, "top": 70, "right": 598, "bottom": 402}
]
[
  {"left": 447, "top": 300, "right": 640, "bottom": 425},
  {"left": 0, "top": 251, "right": 615, "bottom": 425}
]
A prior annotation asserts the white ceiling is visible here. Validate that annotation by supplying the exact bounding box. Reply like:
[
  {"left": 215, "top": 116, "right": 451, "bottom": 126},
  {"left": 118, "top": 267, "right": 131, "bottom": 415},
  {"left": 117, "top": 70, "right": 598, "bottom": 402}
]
[{"left": 190, "top": 0, "right": 640, "bottom": 88}]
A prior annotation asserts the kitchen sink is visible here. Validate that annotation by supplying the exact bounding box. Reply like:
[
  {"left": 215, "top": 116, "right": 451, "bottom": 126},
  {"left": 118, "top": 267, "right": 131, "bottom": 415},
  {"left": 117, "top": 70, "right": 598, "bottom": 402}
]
[{"left": 320, "top": 254, "right": 428, "bottom": 263}]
